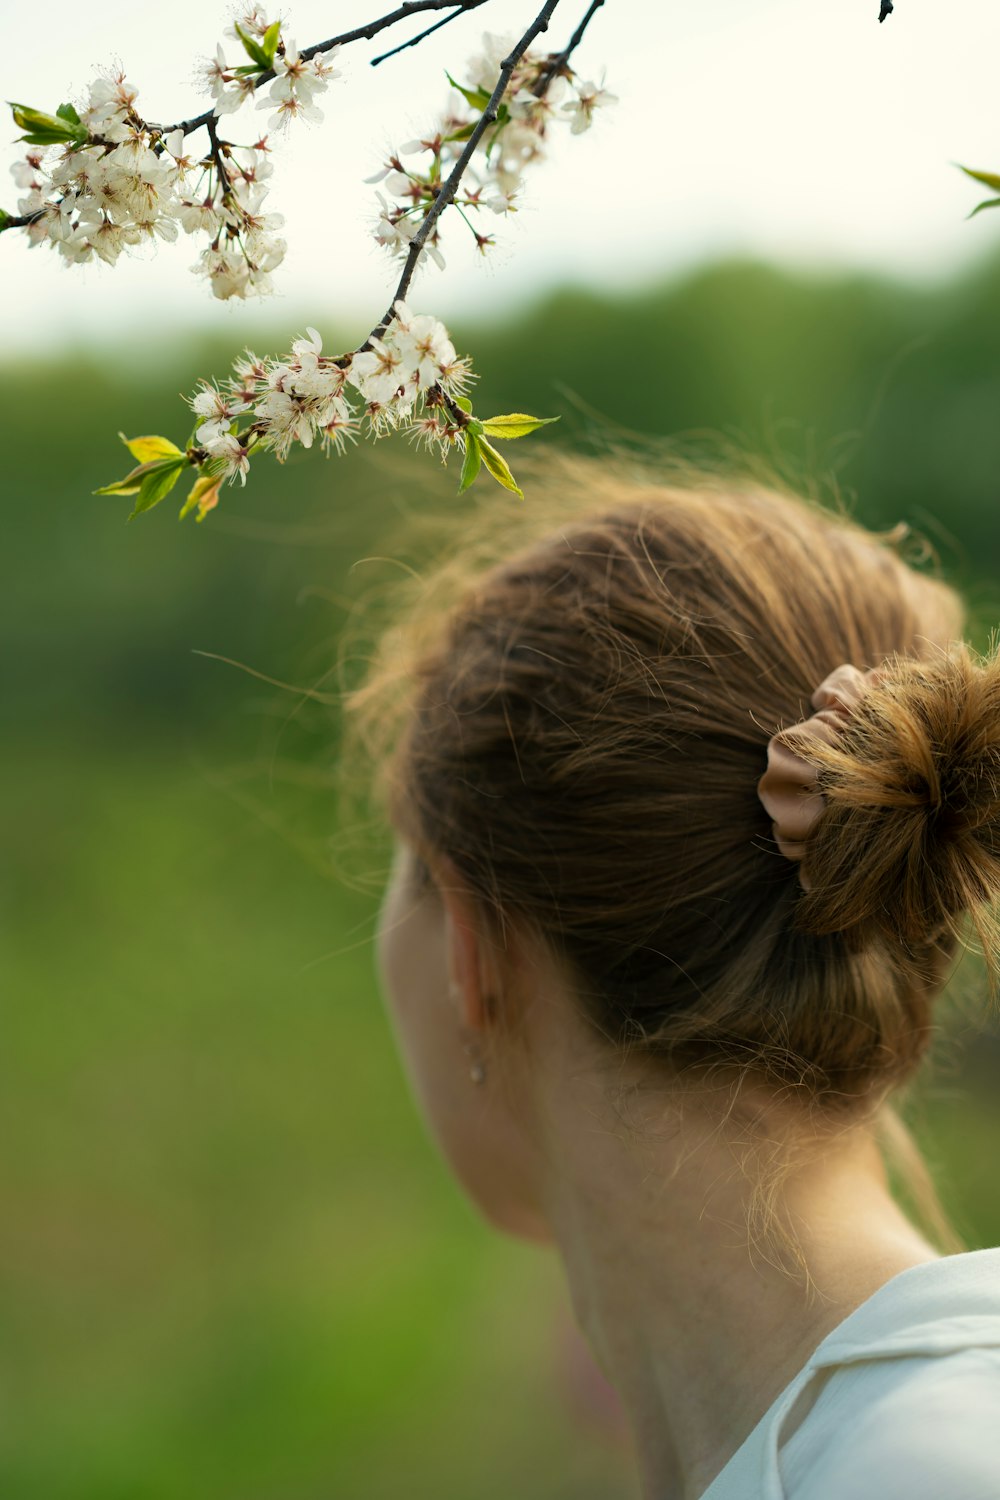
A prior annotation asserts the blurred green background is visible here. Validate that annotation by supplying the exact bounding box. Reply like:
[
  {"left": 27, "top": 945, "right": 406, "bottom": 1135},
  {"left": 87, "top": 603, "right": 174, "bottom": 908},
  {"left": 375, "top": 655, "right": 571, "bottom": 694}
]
[{"left": 5, "top": 254, "right": 1000, "bottom": 1499}]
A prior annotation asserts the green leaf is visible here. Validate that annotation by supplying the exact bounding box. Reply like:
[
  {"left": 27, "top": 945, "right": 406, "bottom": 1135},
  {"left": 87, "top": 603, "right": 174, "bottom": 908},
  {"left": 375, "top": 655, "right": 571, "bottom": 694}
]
[
  {"left": 95, "top": 455, "right": 187, "bottom": 505},
  {"left": 478, "top": 438, "right": 523, "bottom": 498},
  {"left": 480, "top": 413, "right": 560, "bottom": 441},
  {"left": 260, "top": 19, "right": 282, "bottom": 66},
  {"left": 118, "top": 432, "right": 183, "bottom": 464},
  {"left": 234, "top": 22, "right": 271, "bottom": 69},
  {"left": 458, "top": 432, "right": 482, "bottom": 494},
  {"left": 10, "top": 102, "right": 85, "bottom": 144},
  {"left": 95, "top": 437, "right": 186, "bottom": 496},
  {"left": 180, "top": 472, "right": 223, "bottom": 522},
  {"left": 55, "top": 102, "right": 81, "bottom": 126},
  {"left": 0, "top": 209, "right": 9, "bottom": 230},
  {"left": 445, "top": 71, "right": 492, "bottom": 111},
  {"left": 95, "top": 459, "right": 170, "bottom": 496},
  {"left": 454, "top": 395, "right": 474, "bottom": 414},
  {"left": 958, "top": 165, "right": 1000, "bottom": 194},
  {"left": 968, "top": 197, "right": 1000, "bottom": 220},
  {"left": 127, "top": 459, "right": 188, "bottom": 521}
]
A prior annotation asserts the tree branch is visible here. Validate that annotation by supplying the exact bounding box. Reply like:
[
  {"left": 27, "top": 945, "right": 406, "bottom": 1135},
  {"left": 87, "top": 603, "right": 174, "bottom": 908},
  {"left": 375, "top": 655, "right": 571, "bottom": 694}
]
[
  {"left": 205, "top": 115, "right": 231, "bottom": 198},
  {"left": 534, "top": 0, "right": 606, "bottom": 95},
  {"left": 1, "top": 210, "right": 43, "bottom": 232},
  {"left": 370, "top": 0, "right": 491, "bottom": 66},
  {"left": 879, "top": 2, "right": 894, "bottom": 19},
  {"left": 362, "top": 0, "right": 564, "bottom": 349}
]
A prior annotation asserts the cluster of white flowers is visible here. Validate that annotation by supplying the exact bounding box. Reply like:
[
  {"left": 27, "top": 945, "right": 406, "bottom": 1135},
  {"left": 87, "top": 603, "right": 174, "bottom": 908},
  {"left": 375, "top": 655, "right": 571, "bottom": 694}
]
[
  {"left": 201, "top": 6, "right": 341, "bottom": 129},
  {"left": 12, "top": 75, "right": 185, "bottom": 266},
  {"left": 7, "top": 15, "right": 610, "bottom": 518},
  {"left": 8, "top": 7, "right": 342, "bottom": 298},
  {"left": 189, "top": 301, "right": 474, "bottom": 485},
  {"left": 188, "top": 140, "right": 286, "bottom": 299},
  {"left": 10, "top": 68, "right": 286, "bottom": 297},
  {"left": 369, "top": 32, "right": 616, "bottom": 267}
]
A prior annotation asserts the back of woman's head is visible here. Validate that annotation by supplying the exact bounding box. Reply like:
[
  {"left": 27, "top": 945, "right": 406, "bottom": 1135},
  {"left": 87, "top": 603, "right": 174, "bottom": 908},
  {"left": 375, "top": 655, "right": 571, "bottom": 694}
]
[{"left": 350, "top": 450, "right": 1000, "bottom": 1112}]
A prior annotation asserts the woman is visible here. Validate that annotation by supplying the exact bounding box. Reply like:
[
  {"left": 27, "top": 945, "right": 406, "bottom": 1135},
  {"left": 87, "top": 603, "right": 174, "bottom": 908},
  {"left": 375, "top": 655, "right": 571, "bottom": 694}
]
[{"left": 351, "top": 454, "right": 1000, "bottom": 1499}]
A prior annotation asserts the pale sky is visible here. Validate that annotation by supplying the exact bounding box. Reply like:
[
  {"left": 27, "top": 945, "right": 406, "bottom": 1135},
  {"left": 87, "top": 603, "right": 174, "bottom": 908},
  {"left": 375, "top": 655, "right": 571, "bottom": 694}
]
[{"left": 2, "top": 0, "right": 999, "bottom": 354}]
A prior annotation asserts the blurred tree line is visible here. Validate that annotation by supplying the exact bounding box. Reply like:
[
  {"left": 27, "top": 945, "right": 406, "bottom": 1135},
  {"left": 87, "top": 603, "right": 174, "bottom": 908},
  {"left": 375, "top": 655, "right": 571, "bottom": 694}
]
[{"left": 6, "top": 251, "right": 1000, "bottom": 749}]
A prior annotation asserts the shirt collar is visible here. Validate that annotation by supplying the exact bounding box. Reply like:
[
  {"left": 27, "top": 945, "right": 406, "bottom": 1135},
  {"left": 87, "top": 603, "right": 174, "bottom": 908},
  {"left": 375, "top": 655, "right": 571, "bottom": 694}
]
[
  {"left": 811, "top": 1246, "right": 1000, "bottom": 1367},
  {"left": 698, "top": 1247, "right": 1000, "bottom": 1500}
]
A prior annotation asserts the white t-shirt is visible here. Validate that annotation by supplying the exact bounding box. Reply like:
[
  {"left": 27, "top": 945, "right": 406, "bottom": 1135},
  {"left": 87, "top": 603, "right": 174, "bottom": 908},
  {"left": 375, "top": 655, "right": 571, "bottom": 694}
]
[{"left": 699, "top": 1247, "right": 1000, "bottom": 1499}]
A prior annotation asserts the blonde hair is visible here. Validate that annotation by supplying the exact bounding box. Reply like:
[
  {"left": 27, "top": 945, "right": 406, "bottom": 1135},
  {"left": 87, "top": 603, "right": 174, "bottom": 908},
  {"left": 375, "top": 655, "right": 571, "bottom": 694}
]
[{"left": 346, "top": 449, "right": 996, "bottom": 1252}]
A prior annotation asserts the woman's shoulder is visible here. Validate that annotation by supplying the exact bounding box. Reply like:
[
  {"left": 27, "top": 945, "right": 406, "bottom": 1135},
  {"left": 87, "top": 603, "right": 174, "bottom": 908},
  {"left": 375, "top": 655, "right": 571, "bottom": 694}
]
[
  {"left": 700, "top": 1250, "right": 1000, "bottom": 1500},
  {"left": 780, "top": 1345, "right": 1000, "bottom": 1499},
  {"left": 779, "top": 1249, "right": 1000, "bottom": 1498}
]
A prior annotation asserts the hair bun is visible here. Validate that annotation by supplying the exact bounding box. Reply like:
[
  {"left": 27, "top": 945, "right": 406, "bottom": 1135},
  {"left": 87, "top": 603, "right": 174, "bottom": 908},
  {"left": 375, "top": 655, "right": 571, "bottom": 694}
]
[{"left": 799, "top": 644, "right": 1000, "bottom": 956}]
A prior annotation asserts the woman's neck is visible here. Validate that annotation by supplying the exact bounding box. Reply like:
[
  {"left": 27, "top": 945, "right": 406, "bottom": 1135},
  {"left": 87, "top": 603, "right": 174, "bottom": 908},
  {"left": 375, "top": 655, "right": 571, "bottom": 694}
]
[{"left": 535, "top": 1081, "right": 940, "bottom": 1500}]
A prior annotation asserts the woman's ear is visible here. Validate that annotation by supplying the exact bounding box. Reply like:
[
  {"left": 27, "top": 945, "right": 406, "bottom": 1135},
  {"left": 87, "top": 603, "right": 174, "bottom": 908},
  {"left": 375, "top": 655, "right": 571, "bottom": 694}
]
[{"left": 432, "top": 855, "right": 493, "bottom": 1033}]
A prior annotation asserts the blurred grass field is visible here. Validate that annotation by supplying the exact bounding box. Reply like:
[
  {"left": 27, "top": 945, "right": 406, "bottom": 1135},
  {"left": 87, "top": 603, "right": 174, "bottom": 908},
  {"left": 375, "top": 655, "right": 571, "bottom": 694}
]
[{"left": 4, "top": 255, "right": 1000, "bottom": 1498}]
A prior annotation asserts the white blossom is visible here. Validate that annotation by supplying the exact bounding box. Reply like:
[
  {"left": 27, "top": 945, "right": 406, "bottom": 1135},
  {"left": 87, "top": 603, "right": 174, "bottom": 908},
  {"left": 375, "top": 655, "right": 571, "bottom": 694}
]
[
  {"left": 308, "top": 47, "right": 342, "bottom": 87},
  {"left": 10, "top": 154, "right": 44, "bottom": 190},
  {"left": 271, "top": 42, "right": 323, "bottom": 100},
  {"left": 162, "top": 130, "right": 195, "bottom": 170},
  {"left": 214, "top": 74, "right": 258, "bottom": 116},
  {"left": 88, "top": 218, "right": 137, "bottom": 266},
  {"left": 17, "top": 185, "right": 47, "bottom": 217},
  {"left": 231, "top": 351, "right": 269, "bottom": 390},
  {"left": 199, "top": 45, "right": 231, "bottom": 102},
  {"left": 348, "top": 337, "right": 410, "bottom": 408},
  {"left": 485, "top": 187, "right": 518, "bottom": 215},
  {"left": 83, "top": 71, "right": 139, "bottom": 136},
  {"left": 241, "top": 223, "right": 287, "bottom": 273},
  {"left": 204, "top": 431, "right": 251, "bottom": 485},
  {"left": 253, "top": 388, "right": 319, "bottom": 456},
  {"left": 193, "top": 245, "right": 253, "bottom": 299},
  {"left": 176, "top": 197, "right": 222, "bottom": 236},
  {"left": 562, "top": 79, "right": 618, "bottom": 134},
  {"left": 136, "top": 213, "right": 180, "bottom": 243},
  {"left": 373, "top": 193, "right": 418, "bottom": 254},
  {"left": 256, "top": 39, "right": 340, "bottom": 131},
  {"left": 226, "top": 5, "right": 270, "bottom": 41},
  {"left": 421, "top": 240, "right": 446, "bottom": 271},
  {"left": 464, "top": 32, "right": 514, "bottom": 96},
  {"left": 406, "top": 412, "right": 462, "bottom": 462},
  {"left": 318, "top": 398, "right": 358, "bottom": 454},
  {"left": 392, "top": 300, "right": 459, "bottom": 390},
  {"left": 192, "top": 385, "right": 240, "bottom": 444},
  {"left": 259, "top": 92, "right": 324, "bottom": 131}
]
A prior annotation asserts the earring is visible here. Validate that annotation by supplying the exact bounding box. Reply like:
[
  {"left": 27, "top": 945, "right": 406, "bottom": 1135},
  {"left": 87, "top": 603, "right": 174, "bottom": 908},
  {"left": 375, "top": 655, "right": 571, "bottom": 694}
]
[{"left": 463, "top": 1037, "right": 487, "bottom": 1086}]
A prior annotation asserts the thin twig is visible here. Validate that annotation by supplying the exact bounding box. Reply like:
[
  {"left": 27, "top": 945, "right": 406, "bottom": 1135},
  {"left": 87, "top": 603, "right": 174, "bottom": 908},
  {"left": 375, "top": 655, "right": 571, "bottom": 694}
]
[
  {"left": 205, "top": 115, "right": 231, "bottom": 200},
  {"left": 2, "top": 210, "right": 43, "bottom": 231},
  {"left": 362, "top": 0, "right": 564, "bottom": 349},
  {"left": 879, "top": 1, "right": 894, "bottom": 19},
  {"left": 156, "top": 0, "right": 494, "bottom": 136},
  {"left": 370, "top": 0, "right": 491, "bottom": 66},
  {"left": 534, "top": 0, "right": 605, "bottom": 95}
]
